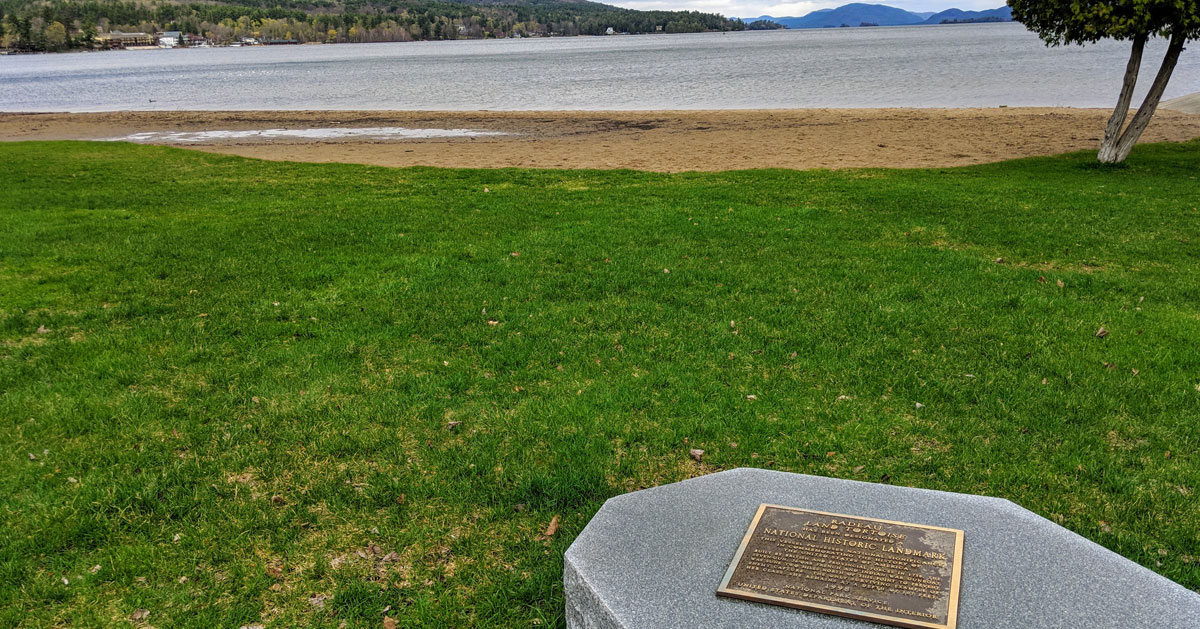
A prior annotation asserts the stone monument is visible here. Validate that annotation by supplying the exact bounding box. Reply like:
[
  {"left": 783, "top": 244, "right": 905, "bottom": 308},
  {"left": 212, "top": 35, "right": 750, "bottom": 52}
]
[{"left": 564, "top": 468, "right": 1200, "bottom": 628}]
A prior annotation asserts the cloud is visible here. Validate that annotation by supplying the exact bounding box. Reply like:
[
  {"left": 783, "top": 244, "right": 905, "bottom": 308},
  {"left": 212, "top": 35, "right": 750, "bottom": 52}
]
[{"left": 606, "top": 0, "right": 1006, "bottom": 19}]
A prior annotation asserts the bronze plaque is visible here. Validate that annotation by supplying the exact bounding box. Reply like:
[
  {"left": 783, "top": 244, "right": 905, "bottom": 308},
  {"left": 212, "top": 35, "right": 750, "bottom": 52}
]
[{"left": 716, "top": 504, "right": 964, "bottom": 629}]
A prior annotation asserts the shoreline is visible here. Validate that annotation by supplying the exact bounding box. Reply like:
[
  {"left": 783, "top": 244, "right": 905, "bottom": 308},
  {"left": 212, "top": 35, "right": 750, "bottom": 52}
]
[{"left": 3, "top": 107, "right": 1199, "bottom": 172}]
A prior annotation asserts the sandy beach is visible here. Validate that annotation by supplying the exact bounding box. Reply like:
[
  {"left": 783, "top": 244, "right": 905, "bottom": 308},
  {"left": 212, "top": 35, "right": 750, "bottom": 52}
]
[{"left": 3, "top": 107, "right": 1199, "bottom": 171}]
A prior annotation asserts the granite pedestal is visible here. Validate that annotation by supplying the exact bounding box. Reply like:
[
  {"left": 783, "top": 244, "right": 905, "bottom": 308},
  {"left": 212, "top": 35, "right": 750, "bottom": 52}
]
[{"left": 564, "top": 468, "right": 1200, "bottom": 628}]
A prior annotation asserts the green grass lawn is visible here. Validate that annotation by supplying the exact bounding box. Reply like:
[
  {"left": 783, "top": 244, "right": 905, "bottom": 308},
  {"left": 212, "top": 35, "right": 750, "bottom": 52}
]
[{"left": 2, "top": 140, "right": 1199, "bottom": 627}]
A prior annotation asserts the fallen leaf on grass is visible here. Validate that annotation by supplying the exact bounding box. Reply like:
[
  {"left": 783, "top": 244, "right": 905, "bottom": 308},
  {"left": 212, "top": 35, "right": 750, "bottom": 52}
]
[
  {"left": 745, "top": 394, "right": 757, "bottom": 400},
  {"left": 536, "top": 515, "right": 561, "bottom": 541},
  {"left": 853, "top": 465, "right": 865, "bottom": 473},
  {"left": 308, "top": 595, "right": 327, "bottom": 608},
  {"left": 36, "top": 325, "right": 50, "bottom": 334},
  {"left": 689, "top": 448, "right": 704, "bottom": 462},
  {"left": 265, "top": 564, "right": 282, "bottom": 579},
  {"left": 1056, "top": 279, "right": 1064, "bottom": 288},
  {"left": 383, "top": 617, "right": 398, "bottom": 629},
  {"left": 1095, "top": 327, "right": 1109, "bottom": 338},
  {"left": 131, "top": 609, "right": 150, "bottom": 621},
  {"left": 446, "top": 421, "right": 462, "bottom": 430}
]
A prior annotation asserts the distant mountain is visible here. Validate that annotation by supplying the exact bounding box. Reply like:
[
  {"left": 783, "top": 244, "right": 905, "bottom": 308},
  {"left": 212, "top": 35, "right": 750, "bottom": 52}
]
[
  {"left": 788, "top": 3, "right": 925, "bottom": 27},
  {"left": 923, "top": 6, "right": 1013, "bottom": 24},
  {"left": 746, "top": 4, "right": 1012, "bottom": 29},
  {"left": 743, "top": 15, "right": 808, "bottom": 28}
]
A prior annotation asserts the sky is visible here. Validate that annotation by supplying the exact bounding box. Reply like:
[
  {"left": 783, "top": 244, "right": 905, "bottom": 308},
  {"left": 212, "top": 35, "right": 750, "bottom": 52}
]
[{"left": 605, "top": 0, "right": 1007, "bottom": 20}]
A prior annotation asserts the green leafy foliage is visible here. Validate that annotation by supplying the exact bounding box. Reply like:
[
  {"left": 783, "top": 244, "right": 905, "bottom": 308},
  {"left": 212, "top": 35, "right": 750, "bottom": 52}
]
[{"left": 1008, "top": 0, "right": 1200, "bottom": 45}]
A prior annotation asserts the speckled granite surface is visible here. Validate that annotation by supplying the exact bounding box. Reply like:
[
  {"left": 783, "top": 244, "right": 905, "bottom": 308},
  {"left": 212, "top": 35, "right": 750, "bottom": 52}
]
[{"left": 565, "top": 468, "right": 1200, "bottom": 629}]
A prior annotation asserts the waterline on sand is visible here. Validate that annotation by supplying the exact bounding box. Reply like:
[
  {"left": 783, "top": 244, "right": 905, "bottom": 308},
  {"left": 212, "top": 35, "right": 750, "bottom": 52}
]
[{"left": 107, "top": 127, "right": 515, "bottom": 143}]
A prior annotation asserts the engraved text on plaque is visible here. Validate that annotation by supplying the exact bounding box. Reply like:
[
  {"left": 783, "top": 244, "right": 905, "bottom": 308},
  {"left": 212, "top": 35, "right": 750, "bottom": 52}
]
[{"left": 716, "top": 505, "right": 964, "bottom": 629}]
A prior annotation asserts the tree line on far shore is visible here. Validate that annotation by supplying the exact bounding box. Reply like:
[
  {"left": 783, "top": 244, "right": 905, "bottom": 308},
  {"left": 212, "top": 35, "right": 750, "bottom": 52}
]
[{"left": 0, "top": 0, "right": 745, "bottom": 52}]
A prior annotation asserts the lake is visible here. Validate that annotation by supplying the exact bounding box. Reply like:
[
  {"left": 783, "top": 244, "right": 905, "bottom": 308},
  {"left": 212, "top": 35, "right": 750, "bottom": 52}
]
[{"left": 1, "top": 23, "right": 1196, "bottom": 112}]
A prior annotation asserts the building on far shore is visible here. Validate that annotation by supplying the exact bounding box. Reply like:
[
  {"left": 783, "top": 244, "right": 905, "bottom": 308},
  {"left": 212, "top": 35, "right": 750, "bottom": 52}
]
[
  {"left": 158, "top": 31, "right": 182, "bottom": 48},
  {"left": 96, "top": 32, "right": 155, "bottom": 49}
]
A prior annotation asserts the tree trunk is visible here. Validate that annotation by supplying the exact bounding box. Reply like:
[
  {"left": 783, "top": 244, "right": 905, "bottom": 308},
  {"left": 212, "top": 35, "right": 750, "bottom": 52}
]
[
  {"left": 1100, "top": 31, "right": 1187, "bottom": 164},
  {"left": 1097, "top": 35, "right": 1146, "bottom": 163}
]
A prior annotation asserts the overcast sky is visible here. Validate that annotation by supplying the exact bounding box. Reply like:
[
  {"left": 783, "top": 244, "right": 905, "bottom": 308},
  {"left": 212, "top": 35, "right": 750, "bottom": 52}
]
[{"left": 606, "top": 0, "right": 1008, "bottom": 19}]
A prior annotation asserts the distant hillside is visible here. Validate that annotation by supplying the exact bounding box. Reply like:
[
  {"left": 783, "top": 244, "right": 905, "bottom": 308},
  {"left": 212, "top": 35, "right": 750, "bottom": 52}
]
[
  {"left": 923, "top": 6, "right": 1012, "bottom": 24},
  {"left": 788, "top": 3, "right": 924, "bottom": 27},
  {"left": 747, "top": 4, "right": 1012, "bottom": 29},
  {"left": 0, "top": 0, "right": 745, "bottom": 52}
]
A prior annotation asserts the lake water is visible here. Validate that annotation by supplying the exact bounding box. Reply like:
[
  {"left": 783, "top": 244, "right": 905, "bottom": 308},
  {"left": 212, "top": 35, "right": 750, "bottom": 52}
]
[{"left": 1, "top": 23, "right": 1196, "bottom": 112}]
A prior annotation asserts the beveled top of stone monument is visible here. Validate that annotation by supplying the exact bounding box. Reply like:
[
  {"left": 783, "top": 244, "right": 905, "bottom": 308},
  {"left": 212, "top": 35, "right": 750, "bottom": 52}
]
[{"left": 564, "top": 468, "right": 1200, "bottom": 629}]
